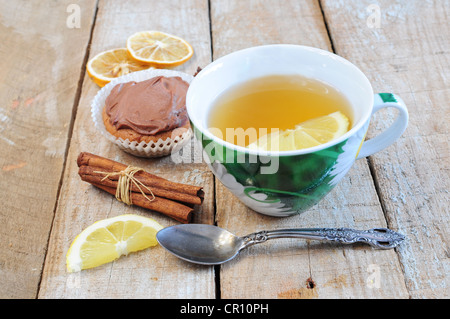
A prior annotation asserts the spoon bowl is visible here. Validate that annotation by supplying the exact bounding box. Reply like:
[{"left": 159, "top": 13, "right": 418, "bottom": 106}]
[{"left": 156, "top": 224, "right": 244, "bottom": 265}]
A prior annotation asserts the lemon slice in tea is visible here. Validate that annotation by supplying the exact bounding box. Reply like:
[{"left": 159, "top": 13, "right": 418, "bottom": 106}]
[{"left": 248, "top": 111, "right": 350, "bottom": 152}]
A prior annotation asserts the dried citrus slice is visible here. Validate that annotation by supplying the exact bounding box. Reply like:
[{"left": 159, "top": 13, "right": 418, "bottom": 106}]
[
  {"left": 86, "top": 48, "right": 152, "bottom": 87},
  {"left": 248, "top": 111, "right": 350, "bottom": 151},
  {"left": 66, "top": 214, "right": 163, "bottom": 272},
  {"left": 126, "top": 31, "right": 193, "bottom": 67}
]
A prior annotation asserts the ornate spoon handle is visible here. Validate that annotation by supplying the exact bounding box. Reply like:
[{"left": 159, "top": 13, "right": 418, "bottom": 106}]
[{"left": 242, "top": 228, "right": 405, "bottom": 250}]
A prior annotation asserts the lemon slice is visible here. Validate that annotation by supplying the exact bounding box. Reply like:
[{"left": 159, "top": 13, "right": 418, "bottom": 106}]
[
  {"left": 86, "top": 48, "right": 152, "bottom": 87},
  {"left": 66, "top": 214, "right": 163, "bottom": 272},
  {"left": 248, "top": 111, "right": 350, "bottom": 152},
  {"left": 126, "top": 31, "right": 194, "bottom": 67}
]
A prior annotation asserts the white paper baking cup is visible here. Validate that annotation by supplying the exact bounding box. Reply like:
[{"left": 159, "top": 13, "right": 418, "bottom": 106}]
[{"left": 91, "top": 68, "right": 194, "bottom": 158}]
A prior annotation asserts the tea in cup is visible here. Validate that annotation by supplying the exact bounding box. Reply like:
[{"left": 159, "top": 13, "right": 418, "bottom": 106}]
[{"left": 208, "top": 73, "right": 353, "bottom": 150}]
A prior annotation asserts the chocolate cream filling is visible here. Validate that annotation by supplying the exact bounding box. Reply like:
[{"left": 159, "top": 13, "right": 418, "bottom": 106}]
[{"left": 105, "top": 76, "right": 189, "bottom": 135}]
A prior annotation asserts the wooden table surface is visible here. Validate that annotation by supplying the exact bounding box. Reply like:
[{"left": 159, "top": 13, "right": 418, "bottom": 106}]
[{"left": 0, "top": 0, "right": 448, "bottom": 299}]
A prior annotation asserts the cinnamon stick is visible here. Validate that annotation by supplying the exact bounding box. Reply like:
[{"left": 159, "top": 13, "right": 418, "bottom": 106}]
[
  {"left": 78, "top": 165, "right": 202, "bottom": 205},
  {"left": 77, "top": 152, "right": 204, "bottom": 199},
  {"left": 77, "top": 152, "right": 203, "bottom": 223},
  {"left": 91, "top": 183, "right": 193, "bottom": 224}
]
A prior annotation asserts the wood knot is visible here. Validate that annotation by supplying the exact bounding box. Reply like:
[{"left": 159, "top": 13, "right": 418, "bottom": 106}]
[{"left": 306, "top": 277, "right": 316, "bottom": 289}]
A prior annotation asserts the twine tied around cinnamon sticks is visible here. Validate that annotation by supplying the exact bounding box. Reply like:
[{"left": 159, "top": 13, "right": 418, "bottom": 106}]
[
  {"left": 77, "top": 152, "right": 204, "bottom": 223},
  {"left": 94, "top": 166, "right": 155, "bottom": 206}
]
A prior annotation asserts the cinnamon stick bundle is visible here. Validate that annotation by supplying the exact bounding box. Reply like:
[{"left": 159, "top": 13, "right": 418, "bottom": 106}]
[{"left": 77, "top": 152, "right": 204, "bottom": 223}]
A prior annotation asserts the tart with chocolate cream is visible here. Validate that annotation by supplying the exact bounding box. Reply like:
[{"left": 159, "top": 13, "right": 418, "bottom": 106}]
[{"left": 102, "top": 76, "right": 191, "bottom": 148}]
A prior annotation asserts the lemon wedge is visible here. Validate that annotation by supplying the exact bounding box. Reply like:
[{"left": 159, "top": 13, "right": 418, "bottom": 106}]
[
  {"left": 248, "top": 111, "right": 350, "bottom": 151},
  {"left": 66, "top": 214, "right": 163, "bottom": 272}
]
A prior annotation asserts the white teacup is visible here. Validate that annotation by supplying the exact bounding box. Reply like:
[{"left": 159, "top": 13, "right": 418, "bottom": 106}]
[{"left": 187, "top": 45, "right": 408, "bottom": 217}]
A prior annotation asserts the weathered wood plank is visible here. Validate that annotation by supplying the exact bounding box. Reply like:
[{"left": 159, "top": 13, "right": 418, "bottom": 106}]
[
  {"left": 38, "top": 0, "right": 214, "bottom": 298},
  {"left": 321, "top": 0, "right": 449, "bottom": 298},
  {"left": 211, "top": 0, "right": 408, "bottom": 298},
  {"left": 0, "top": 0, "right": 97, "bottom": 298}
]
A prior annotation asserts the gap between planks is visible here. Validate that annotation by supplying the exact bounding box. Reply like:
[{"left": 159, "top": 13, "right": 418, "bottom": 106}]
[
  {"left": 207, "top": 0, "right": 222, "bottom": 300},
  {"left": 36, "top": 0, "right": 100, "bottom": 298},
  {"left": 318, "top": 0, "right": 336, "bottom": 53}
]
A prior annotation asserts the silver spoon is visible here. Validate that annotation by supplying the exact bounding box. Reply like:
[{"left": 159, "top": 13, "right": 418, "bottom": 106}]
[{"left": 156, "top": 224, "right": 405, "bottom": 265}]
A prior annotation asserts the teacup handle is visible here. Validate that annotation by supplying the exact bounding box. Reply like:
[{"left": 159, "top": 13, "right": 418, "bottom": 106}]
[{"left": 356, "top": 93, "right": 408, "bottom": 159}]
